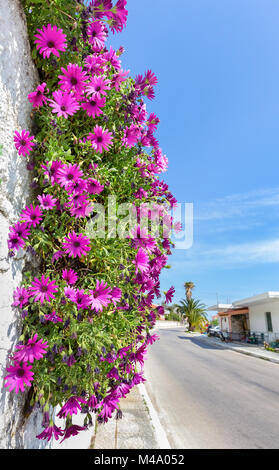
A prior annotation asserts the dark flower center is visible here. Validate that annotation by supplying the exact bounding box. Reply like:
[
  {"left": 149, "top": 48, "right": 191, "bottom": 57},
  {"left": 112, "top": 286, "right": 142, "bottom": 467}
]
[
  {"left": 73, "top": 241, "right": 81, "bottom": 248},
  {"left": 31, "top": 215, "right": 37, "bottom": 220},
  {"left": 47, "top": 41, "right": 55, "bottom": 48},
  {"left": 71, "top": 77, "right": 78, "bottom": 85},
  {"left": 92, "top": 31, "right": 97, "bottom": 37},
  {"left": 96, "top": 86, "right": 101, "bottom": 91},
  {"left": 40, "top": 285, "right": 49, "bottom": 293},
  {"left": 61, "top": 105, "right": 67, "bottom": 111},
  {"left": 90, "top": 101, "right": 96, "bottom": 107},
  {"left": 16, "top": 368, "right": 25, "bottom": 378},
  {"left": 20, "top": 140, "right": 26, "bottom": 146},
  {"left": 67, "top": 173, "right": 74, "bottom": 180},
  {"left": 97, "top": 137, "right": 103, "bottom": 143},
  {"left": 37, "top": 90, "right": 42, "bottom": 96}
]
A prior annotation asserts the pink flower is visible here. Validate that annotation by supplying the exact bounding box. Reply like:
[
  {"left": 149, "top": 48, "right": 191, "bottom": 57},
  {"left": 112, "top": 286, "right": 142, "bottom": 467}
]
[
  {"left": 4, "top": 362, "right": 34, "bottom": 393},
  {"left": 49, "top": 90, "right": 80, "bottom": 118},
  {"left": 13, "top": 333, "right": 48, "bottom": 363},
  {"left": 87, "top": 20, "right": 107, "bottom": 49},
  {"left": 57, "top": 163, "right": 83, "bottom": 189},
  {"left": 57, "top": 396, "right": 86, "bottom": 419},
  {"left": 110, "top": 287, "right": 122, "bottom": 306},
  {"left": 28, "top": 83, "right": 48, "bottom": 108},
  {"left": 37, "top": 194, "right": 57, "bottom": 210},
  {"left": 62, "top": 231, "right": 91, "bottom": 258},
  {"left": 73, "top": 289, "right": 90, "bottom": 310},
  {"left": 62, "top": 269, "right": 78, "bottom": 285},
  {"left": 81, "top": 95, "right": 106, "bottom": 118},
  {"left": 88, "top": 125, "right": 113, "bottom": 153},
  {"left": 58, "top": 63, "right": 88, "bottom": 95},
  {"left": 9, "top": 222, "right": 30, "bottom": 241},
  {"left": 122, "top": 124, "right": 141, "bottom": 148},
  {"left": 86, "top": 178, "right": 104, "bottom": 195},
  {"left": 34, "top": 24, "right": 67, "bottom": 59},
  {"left": 60, "top": 425, "right": 86, "bottom": 443},
  {"left": 89, "top": 280, "right": 112, "bottom": 312},
  {"left": 7, "top": 232, "right": 25, "bottom": 251},
  {"left": 12, "top": 286, "right": 30, "bottom": 309},
  {"left": 133, "top": 248, "right": 149, "bottom": 274},
  {"left": 112, "top": 69, "right": 130, "bottom": 91},
  {"left": 42, "top": 160, "right": 64, "bottom": 185},
  {"left": 20, "top": 204, "right": 43, "bottom": 228},
  {"left": 165, "top": 286, "right": 175, "bottom": 304},
  {"left": 86, "top": 76, "right": 110, "bottom": 99},
  {"left": 30, "top": 275, "right": 58, "bottom": 304},
  {"left": 14, "top": 130, "right": 35, "bottom": 157},
  {"left": 37, "top": 425, "right": 64, "bottom": 442}
]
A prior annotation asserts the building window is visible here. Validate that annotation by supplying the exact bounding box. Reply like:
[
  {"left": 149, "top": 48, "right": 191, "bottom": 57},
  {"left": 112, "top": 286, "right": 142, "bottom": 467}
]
[{"left": 265, "top": 312, "right": 273, "bottom": 332}]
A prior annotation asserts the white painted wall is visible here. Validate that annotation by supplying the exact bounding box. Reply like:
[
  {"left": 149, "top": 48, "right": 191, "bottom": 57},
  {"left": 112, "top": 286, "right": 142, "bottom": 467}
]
[
  {"left": 249, "top": 300, "right": 279, "bottom": 339},
  {"left": 0, "top": 0, "right": 49, "bottom": 449}
]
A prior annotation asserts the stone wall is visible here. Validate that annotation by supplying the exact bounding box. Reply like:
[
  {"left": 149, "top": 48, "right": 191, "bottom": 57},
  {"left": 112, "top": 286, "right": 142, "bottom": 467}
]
[{"left": 0, "top": 0, "right": 46, "bottom": 449}]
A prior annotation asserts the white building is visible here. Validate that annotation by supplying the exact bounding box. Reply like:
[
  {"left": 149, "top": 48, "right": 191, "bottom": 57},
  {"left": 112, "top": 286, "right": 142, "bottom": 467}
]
[{"left": 208, "top": 292, "right": 279, "bottom": 343}]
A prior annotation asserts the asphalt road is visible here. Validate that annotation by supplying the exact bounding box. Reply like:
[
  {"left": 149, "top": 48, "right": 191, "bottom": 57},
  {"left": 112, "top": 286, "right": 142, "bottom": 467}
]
[{"left": 144, "top": 328, "right": 279, "bottom": 449}]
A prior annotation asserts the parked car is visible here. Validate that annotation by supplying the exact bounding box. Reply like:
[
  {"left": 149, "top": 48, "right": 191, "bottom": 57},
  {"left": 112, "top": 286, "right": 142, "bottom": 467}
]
[{"left": 207, "top": 325, "right": 221, "bottom": 337}]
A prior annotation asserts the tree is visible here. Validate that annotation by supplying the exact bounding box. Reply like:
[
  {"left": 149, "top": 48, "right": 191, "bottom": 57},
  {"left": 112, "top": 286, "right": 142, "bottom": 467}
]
[
  {"left": 177, "top": 298, "right": 207, "bottom": 331},
  {"left": 184, "top": 282, "right": 195, "bottom": 301}
]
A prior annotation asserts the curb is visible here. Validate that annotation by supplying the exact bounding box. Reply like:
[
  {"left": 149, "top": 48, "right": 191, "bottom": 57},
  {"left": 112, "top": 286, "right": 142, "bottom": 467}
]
[
  {"left": 198, "top": 335, "right": 279, "bottom": 364},
  {"left": 138, "top": 383, "right": 171, "bottom": 449}
]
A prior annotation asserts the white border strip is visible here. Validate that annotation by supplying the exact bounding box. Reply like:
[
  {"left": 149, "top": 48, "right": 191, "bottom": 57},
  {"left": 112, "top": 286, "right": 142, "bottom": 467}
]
[{"left": 138, "top": 383, "right": 171, "bottom": 449}]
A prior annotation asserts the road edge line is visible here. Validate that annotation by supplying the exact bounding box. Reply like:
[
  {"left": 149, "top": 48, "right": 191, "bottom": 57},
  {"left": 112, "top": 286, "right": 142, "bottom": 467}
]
[{"left": 138, "top": 383, "right": 171, "bottom": 450}]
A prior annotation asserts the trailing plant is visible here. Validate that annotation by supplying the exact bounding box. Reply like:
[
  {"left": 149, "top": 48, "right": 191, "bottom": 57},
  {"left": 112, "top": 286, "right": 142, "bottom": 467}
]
[{"left": 5, "top": 0, "right": 177, "bottom": 443}]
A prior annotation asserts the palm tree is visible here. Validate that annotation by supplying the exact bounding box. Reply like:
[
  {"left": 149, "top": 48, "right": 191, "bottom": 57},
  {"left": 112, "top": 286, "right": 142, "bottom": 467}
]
[
  {"left": 177, "top": 298, "right": 207, "bottom": 331},
  {"left": 184, "top": 282, "right": 195, "bottom": 301}
]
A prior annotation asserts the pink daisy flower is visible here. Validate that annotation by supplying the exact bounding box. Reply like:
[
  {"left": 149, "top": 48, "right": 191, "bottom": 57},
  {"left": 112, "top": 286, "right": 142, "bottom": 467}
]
[
  {"left": 42, "top": 160, "right": 64, "bottom": 185},
  {"left": 86, "top": 178, "right": 104, "bottom": 195},
  {"left": 122, "top": 125, "right": 141, "bottom": 148},
  {"left": 86, "top": 76, "right": 110, "bottom": 99},
  {"left": 60, "top": 425, "right": 86, "bottom": 443},
  {"left": 88, "top": 125, "right": 113, "bottom": 153},
  {"left": 37, "top": 425, "right": 64, "bottom": 442},
  {"left": 20, "top": 204, "right": 43, "bottom": 228},
  {"left": 57, "top": 163, "right": 83, "bottom": 189},
  {"left": 110, "top": 287, "right": 122, "bottom": 306},
  {"left": 13, "top": 333, "right": 48, "bottom": 364},
  {"left": 89, "top": 279, "right": 112, "bottom": 312},
  {"left": 112, "top": 69, "right": 130, "bottom": 91},
  {"left": 87, "top": 20, "right": 107, "bottom": 50},
  {"left": 12, "top": 286, "right": 30, "bottom": 309},
  {"left": 37, "top": 194, "right": 57, "bottom": 210},
  {"left": 62, "top": 268, "right": 78, "bottom": 285},
  {"left": 9, "top": 222, "right": 30, "bottom": 240},
  {"left": 34, "top": 24, "right": 67, "bottom": 59},
  {"left": 4, "top": 362, "right": 34, "bottom": 393},
  {"left": 133, "top": 248, "right": 150, "bottom": 274},
  {"left": 62, "top": 231, "right": 91, "bottom": 258},
  {"left": 28, "top": 83, "right": 48, "bottom": 108},
  {"left": 73, "top": 289, "right": 90, "bottom": 310},
  {"left": 14, "top": 130, "right": 35, "bottom": 157},
  {"left": 58, "top": 64, "right": 88, "bottom": 95},
  {"left": 81, "top": 95, "right": 106, "bottom": 118},
  {"left": 7, "top": 232, "right": 25, "bottom": 251},
  {"left": 57, "top": 396, "right": 86, "bottom": 419},
  {"left": 30, "top": 275, "right": 58, "bottom": 304},
  {"left": 165, "top": 286, "right": 175, "bottom": 304},
  {"left": 49, "top": 90, "right": 80, "bottom": 118}
]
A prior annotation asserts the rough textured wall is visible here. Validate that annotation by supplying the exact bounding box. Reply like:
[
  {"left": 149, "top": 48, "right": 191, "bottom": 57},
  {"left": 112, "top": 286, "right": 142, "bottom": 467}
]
[{"left": 0, "top": 0, "right": 46, "bottom": 449}]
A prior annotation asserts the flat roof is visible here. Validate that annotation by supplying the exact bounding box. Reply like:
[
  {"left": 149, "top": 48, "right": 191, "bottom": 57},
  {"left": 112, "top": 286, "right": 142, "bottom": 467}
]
[
  {"left": 207, "top": 304, "right": 233, "bottom": 312},
  {"left": 233, "top": 292, "right": 279, "bottom": 307}
]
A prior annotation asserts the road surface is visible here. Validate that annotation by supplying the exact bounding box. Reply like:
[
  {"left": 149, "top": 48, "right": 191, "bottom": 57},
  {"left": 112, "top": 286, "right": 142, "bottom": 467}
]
[{"left": 144, "top": 328, "right": 279, "bottom": 449}]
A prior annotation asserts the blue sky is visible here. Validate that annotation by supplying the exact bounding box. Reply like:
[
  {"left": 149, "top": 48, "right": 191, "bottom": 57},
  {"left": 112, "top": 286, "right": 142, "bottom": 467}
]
[{"left": 107, "top": 0, "right": 279, "bottom": 314}]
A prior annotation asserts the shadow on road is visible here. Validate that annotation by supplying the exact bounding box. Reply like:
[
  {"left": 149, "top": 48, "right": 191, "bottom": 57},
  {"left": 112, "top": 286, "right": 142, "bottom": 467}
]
[{"left": 177, "top": 335, "right": 225, "bottom": 350}]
